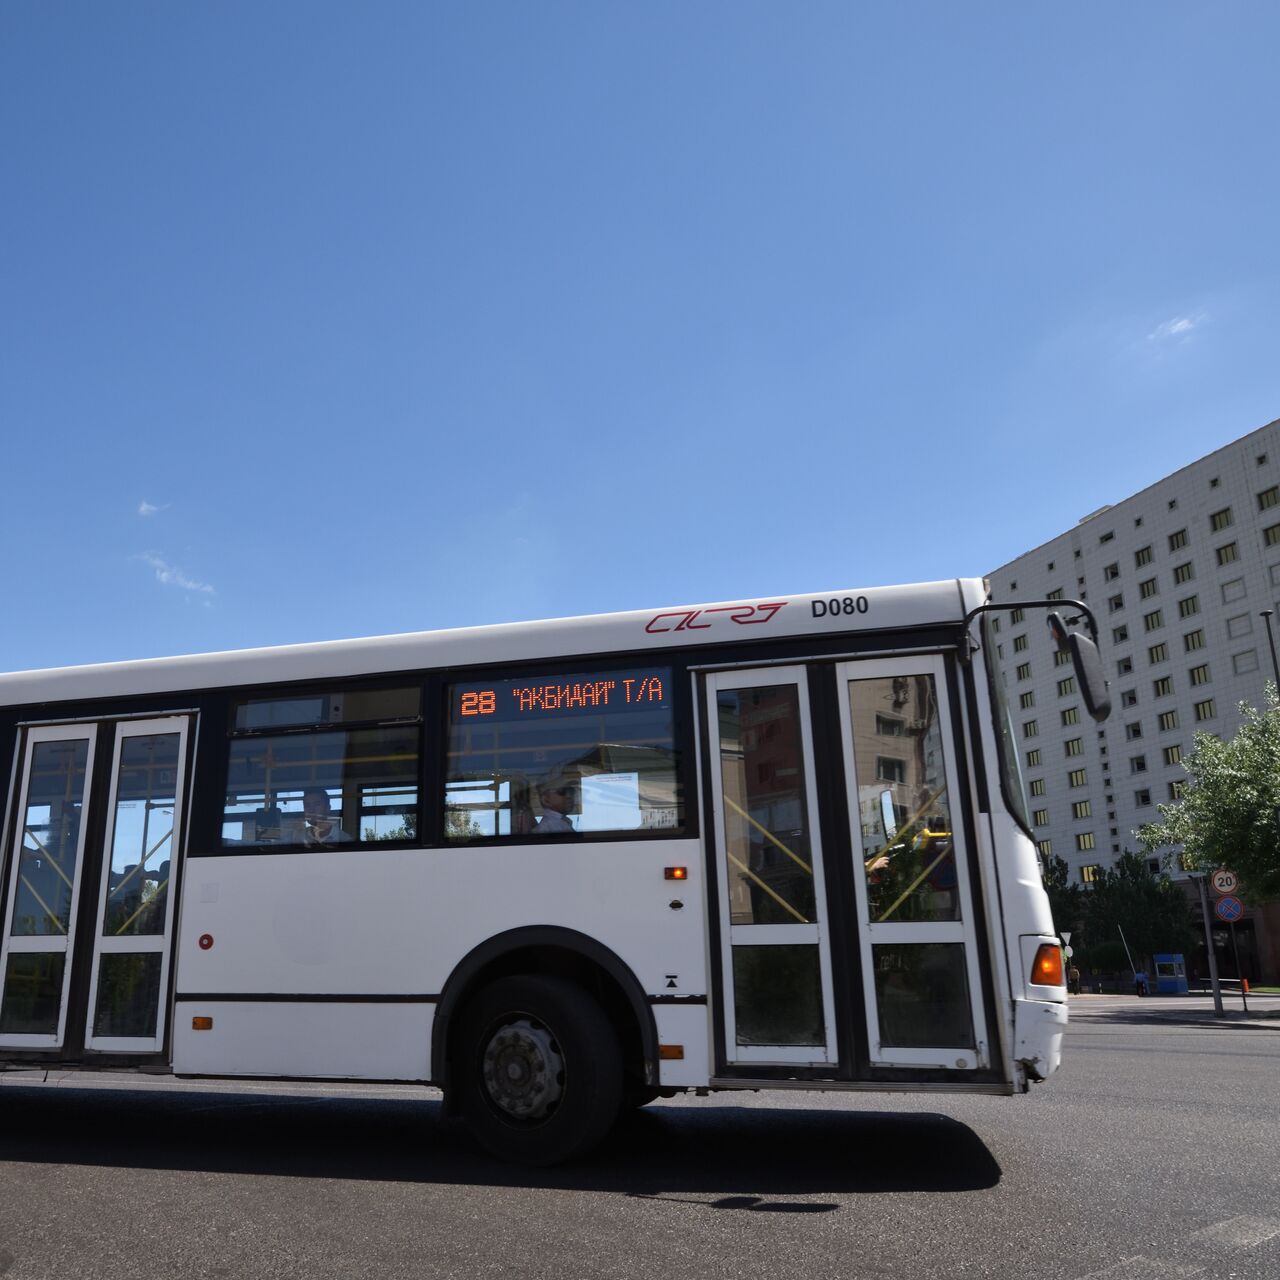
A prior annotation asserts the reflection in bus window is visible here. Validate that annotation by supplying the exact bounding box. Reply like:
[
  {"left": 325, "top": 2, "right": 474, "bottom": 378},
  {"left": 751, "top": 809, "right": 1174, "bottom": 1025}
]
[
  {"left": 222, "top": 687, "right": 420, "bottom": 849},
  {"left": 445, "top": 668, "right": 681, "bottom": 839}
]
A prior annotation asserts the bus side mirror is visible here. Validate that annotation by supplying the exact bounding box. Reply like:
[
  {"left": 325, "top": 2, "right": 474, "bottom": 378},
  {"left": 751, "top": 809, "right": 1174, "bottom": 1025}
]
[{"left": 1070, "top": 632, "right": 1110, "bottom": 721}]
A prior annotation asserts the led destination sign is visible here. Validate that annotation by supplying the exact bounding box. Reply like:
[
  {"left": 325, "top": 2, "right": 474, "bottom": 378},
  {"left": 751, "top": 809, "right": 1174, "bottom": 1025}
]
[{"left": 455, "top": 669, "right": 669, "bottom": 720}]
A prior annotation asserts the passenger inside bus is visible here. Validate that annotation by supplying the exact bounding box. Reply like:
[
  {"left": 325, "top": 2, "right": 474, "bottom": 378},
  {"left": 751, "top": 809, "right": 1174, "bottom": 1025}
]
[
  {"left": 300, "top": 786, "right": 353, "bottom": 844},
  {"left": 535, "top": 777, "right": 578, "bottom": 835}
]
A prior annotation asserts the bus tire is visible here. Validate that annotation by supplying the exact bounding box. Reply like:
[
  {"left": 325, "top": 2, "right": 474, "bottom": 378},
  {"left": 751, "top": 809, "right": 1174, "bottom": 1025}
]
[{"left": 452, "top": 974, "right": 623, "bottom": 1165}]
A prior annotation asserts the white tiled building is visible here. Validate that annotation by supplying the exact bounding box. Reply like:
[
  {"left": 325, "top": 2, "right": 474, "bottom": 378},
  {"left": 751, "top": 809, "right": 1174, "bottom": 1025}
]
[{"left": 988, "top": 418, "right": 1280, "bottom": 886}]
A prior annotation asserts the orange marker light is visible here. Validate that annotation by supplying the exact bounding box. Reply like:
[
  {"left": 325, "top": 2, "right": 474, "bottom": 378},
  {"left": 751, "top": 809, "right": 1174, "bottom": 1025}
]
[
  {"left": 658, "top": 1044, "right": 685, "bottom": 1060},
  {"left": 1032, "top": 944, "right": 1065, "bottom": 987},
  {"left": 664, "top": 866, "right": 687, "bottom": 881},
  {"left": 192, "top": 1016, "right": 214, "bottom": 1031}
]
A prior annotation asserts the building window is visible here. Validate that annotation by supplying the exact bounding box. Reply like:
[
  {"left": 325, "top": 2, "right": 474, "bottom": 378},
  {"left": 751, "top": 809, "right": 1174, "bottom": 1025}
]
[
  {"left": 1026, "top": 748, "right": 1042, "bottom": 767},
  {"left": 1173, "top": 562, "right": 1194, "bottom": 585},
  {"left": 1112, "top": 625, "right": 1129, "bottom": 644},
  {"left": 1221, "top": 577, "right": 1246, "bottom": 603},
  {"left": 1017, "top": 662, "right": 1032, "bottom": 680},
  {"left": 1046, "top": 587, "right": 1064, "bottom": 600},
  {"left": 1117, "top": 657, "right": 1134, "bottom": 676},
  {"left": 1081, "top": 863, "right": 1102, "bottom": 884},
  {"left": 1233, "top": 650, "right": 1259, "bottom": 675},
  {"left": 1148, "top": 642, "right": 1168, "bottom": 664},
  {"left": 871, "top": 756, "right": 907, "bottom": 785},
  {"left": 1177, "top": 594, "right": 1199, "bottom": 618},
  {"left": 1163, "top": 745, "right": 1182, "bottom": 766},
  {"left": 1125, "top": 722, "right": 1143, "bottom": 741},
  {"left": 1130, "top": 755, "right": 1147, "bottom": 774},
  {"left": 1033, "top": 809, "right": 1049, "bottom": 827},
  {"left": 1134, "top": 789, "right": 1151, "bottom": 807},
  {"left": 1013, "top": 634, "right": 1028, "bottom": 652},
  {"left": 1143, "top": 609, "right": 1163, "bottom": 632},
  {"left": 1065, "top": 737, "right": 1083, "bottom": 757},
  {"left": 1076, "top": 832, "right": 1096, "bottom": 851},
  {"left": 1209, "top": 507, "right": 1233, "bottom": 533},
  {"left": 1068, "top": 769, "right": 1087, "bottom": 788},
  {"left": 1104, "top": 563, "right": 1120, "bottom": 581},
  {"left": 1226, "top": 613, "right": 1253, "bottom": 639},
  {"left": 1139, "top": 577, "right": 1158, "bottom": 599},
  {"left": 875, "top": 715, "right": 906, "bottom": 737},
  {"left": 1037, "top": 839, "right": 1053, "bottom": 858},
  {"left": 1169, "top": 781, "right": 1185, "bottom": 800},
  {"left": 1057, "top": 676, "right": 1076, "bottom": 696},
  {"left": 1135, "top": 546, "right": 1153, "bottom": 567},
  {"left": 1072, "top": 800, "right": 1092, "bottom": 819},
  {"left": 1109, "top": 594, "right": 1124, "bottom": 613},
  {"left": 1100, "top": 531, "right": 1115, "bottom": 544},
  {"left": 1194, "top": 699, "right": 1216, "bottom": 722},
  {"left": 1020, "top": 691, "right": 1035, "bottom": 709},
  {"left": 1023, "top": 719, "right": 1039, "bottom": 738},
  {"left": 1054, "top": 649, "right": 1073, "bottom": 667},
  {"left": 1158, "top": 710, "right": 1178, "bottom": 732},
  {"left": 1258, "top": 486, "right": 1279, "bottom": 511},
  {"left": 1189, "top": 664, "right": 1210, "bottom": 686},
  {"left": 1216, "top": 542, "right": 1239, "bottom": 566},
  {"left": 1154, "top": 676, "right": 1172, "bottom": 697},
  {"left": 991, "top": 617, "right": 1001, "bottom": 632},
  {"left": 1061, "top": 706, "right": 1080, "bottom": 726},
  {"left": 1030, "top": 778, "right": 1046, "bottom": 797},
  {"left": 1011, "top": 608, "right": 1024, "bottom": 624},
  {"left": 1168, "top": 529, "right": 1188, "bottom": 551},
  {"left": 1184, "top": 629, "right": 1205, "bottom": 653},
  {"left": 1265, "top": 524, "right": 1280, "bottom": 547}
]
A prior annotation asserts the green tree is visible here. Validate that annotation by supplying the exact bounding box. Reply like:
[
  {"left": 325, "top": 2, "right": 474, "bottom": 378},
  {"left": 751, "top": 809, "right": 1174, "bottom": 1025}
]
[
  {"left": 1079, "top": 851, "right": 1196, "bottom": 970},
  {"left": 1137, "top": 685, "right": 1280, "bottom": 903}
]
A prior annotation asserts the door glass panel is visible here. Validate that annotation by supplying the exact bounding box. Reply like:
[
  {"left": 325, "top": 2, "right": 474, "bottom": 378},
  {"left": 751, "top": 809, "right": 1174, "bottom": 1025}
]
[
  {"left": 11, "top": 739, "right": 90, "bottom": 937},
  {"left": 872, "top": 943, "right": 975, "bottom": 1048},
  {"left": 102, "top": 734, "right": 180, "bottom": 937},
  {"left": 717, "top": 686, "right": 817, "bottom": 925},
  {"left": 846, "top": 675, "right": 960, "bottom": 923},
  {"left": 0, "top": 953, "right": 66, "bottom": 1034},
  {"left": 732, "top": 945, "right": 824, "bottom": 1046},
  {"left": 92, "top": 953, "right": 163, "bottom": 1039}
]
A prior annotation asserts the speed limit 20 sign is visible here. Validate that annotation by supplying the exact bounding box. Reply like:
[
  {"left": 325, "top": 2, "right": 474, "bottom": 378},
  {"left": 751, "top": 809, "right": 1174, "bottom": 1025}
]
[{"left": 1211, "top": 868, "right": 1239, "bottom": 896}]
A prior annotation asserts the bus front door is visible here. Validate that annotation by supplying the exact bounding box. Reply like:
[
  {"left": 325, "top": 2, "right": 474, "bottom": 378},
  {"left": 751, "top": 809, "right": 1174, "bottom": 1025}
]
[
  {"left": 705, "top": 657, "right": 989, "bottom": 1078},
  {"left": 0, "top": 716, "right": 193, "bottom": 1059}
]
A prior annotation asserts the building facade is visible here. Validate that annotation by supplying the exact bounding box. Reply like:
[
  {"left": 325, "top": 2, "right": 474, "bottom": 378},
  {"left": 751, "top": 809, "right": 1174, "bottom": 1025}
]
[{"left": 988, "top": 418, "right": 1280, "bottom": 982}]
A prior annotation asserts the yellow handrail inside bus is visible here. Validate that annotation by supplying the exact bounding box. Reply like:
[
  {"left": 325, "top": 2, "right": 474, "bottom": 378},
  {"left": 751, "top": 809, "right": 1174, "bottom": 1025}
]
[
  {"left": 724, "top": 850, "right": 810, "bottom": 925},
  {"left": 723, "top": 796, "right": 813, "bottom": 876}
]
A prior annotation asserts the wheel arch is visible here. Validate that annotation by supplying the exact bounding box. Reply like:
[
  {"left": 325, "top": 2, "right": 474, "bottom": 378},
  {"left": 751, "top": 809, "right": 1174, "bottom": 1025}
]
[{"left": 432, "top": 926, "right": 659, "bottom": 1094}]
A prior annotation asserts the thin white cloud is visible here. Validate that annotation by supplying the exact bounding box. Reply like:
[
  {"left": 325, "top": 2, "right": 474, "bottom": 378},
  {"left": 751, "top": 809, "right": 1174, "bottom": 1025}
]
[
  {"left": 138, "top": 552, "right": 215, "bottom": 595},
  {"left": 137, "top": 500, "right": 170, "bottom": 517},
  {"left": 1148, "top": 314, "right": 1205, "bottom": 342}
]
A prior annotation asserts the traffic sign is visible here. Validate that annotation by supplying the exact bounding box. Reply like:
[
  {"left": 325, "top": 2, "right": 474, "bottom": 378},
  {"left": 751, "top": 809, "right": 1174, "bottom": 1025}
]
[
  {"left": 1211, "top": 868, "right": 1239, "bottom": 896},
  {"left": 1215, "top": 894, "right": 1245, "bottom": 923}
]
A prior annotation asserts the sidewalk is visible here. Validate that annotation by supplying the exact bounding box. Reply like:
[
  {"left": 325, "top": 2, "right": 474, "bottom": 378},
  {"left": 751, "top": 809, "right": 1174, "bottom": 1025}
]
[{"left": 1067, "top": 990, "right": 1280, "bottom": 1030}]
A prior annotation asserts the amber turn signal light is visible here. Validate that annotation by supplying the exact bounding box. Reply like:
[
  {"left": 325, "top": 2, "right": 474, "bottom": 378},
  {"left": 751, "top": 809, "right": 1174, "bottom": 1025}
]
[
  {"left": 658, "top": 1044, "right": 684, "bottom": 1060},
  {"left": 664, "top": 867, "right": 687, "bottom": 880},
  {"left": 192, "top": 1016, "right": 214, "bottom": 1031},
  {"left": 1032, "top": 944, "right": 1065, "bottom": 987}
]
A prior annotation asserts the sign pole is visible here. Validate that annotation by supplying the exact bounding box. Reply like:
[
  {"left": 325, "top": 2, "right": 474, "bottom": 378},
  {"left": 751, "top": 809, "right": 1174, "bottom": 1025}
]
[{"left": 1192, "top": 874, "right": 1224, "bottom": 1017}]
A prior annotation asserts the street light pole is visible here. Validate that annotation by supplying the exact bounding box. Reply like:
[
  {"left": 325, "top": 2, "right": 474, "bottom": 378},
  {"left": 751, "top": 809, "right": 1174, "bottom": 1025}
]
[
  {"left": 1260, "top": 609, "right": 1280, "bottom": 690},
  {"left": 1190, "top": 873, "right": 1225, "bottom": 1017}
]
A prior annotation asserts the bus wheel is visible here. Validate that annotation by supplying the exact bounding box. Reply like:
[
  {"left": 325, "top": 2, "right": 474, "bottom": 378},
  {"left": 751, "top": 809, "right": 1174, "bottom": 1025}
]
[{"left": 453, "top": 975, "right": 622, "bottom": 1165}]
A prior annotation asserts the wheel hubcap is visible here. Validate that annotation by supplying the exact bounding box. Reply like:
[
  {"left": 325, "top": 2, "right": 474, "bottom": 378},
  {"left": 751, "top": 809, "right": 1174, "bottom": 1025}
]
[{"left": 481, "top": 1018, "right": 564, "bottom": 1121}]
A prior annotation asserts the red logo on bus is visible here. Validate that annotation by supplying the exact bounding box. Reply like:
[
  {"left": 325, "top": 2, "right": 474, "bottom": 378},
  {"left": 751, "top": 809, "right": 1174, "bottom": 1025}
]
[{"left": 645, "top": 602, "right": 788, "bottom": 634}]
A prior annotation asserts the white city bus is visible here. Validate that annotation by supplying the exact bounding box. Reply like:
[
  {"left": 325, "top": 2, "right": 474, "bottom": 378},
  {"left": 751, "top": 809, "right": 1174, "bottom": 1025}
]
[{"left": 0, "top": 579, "right": 1107, "bottom": 1162}]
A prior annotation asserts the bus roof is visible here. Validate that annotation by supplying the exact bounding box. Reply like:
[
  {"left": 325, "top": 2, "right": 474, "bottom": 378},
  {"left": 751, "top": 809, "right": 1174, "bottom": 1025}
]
[{"left": 0, "top": 578, "right": 987, "bottom": 708}]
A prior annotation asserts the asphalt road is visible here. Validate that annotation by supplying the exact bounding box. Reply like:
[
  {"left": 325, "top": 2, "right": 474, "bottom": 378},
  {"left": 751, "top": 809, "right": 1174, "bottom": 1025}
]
[{"left": 1, "top": 997, "right": 1277, "bottom": 1280}]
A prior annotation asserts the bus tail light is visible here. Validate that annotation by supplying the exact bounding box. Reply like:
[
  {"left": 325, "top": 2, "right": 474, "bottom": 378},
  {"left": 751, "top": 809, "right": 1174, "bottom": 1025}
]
[{"left": 1031, "top": 944, "right": 1064, "bottom": 987}]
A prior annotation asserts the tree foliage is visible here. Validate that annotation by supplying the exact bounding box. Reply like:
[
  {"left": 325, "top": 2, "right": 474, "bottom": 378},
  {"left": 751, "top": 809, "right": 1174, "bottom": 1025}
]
[
  {"left": 1043, "top": 852, "right": 1195, "bottom": 972},
  {"left": 1137, "top": 685, "right": 1280, "bottom": 903}
]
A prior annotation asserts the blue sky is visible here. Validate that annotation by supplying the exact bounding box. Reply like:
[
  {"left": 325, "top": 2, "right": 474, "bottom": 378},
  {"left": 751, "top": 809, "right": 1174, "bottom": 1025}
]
[{"left": 3, "top": 2, "right": 1277, "bottom": 670}]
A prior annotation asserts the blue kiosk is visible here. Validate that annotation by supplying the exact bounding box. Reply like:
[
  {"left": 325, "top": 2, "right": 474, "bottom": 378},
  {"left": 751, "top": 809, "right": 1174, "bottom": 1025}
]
[{"left": 1154, "top": 953, "right": 1189, "bottom": 994}]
